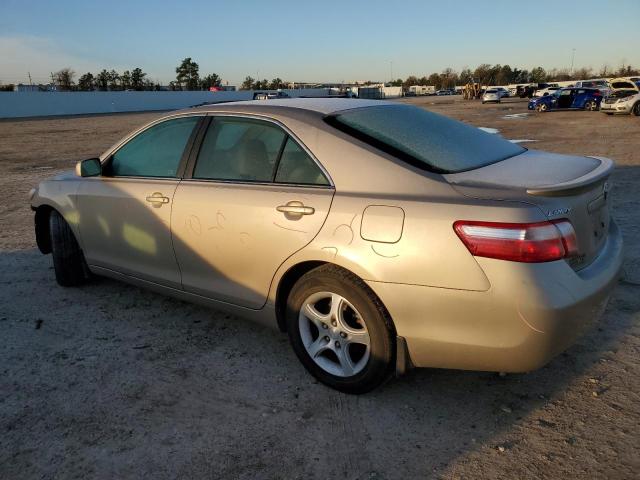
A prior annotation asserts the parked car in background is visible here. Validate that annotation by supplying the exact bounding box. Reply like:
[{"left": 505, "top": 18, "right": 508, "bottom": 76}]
[
  {"left": 600, "top": 89, "right": 640, "bottom": 116},
  {"left": 29, "top": 99, "right": 623, "bottom": 393},
  {"left": 573, "top": 79, "right": 611, "bottom": 96},
  {"left": 534, "top": 86, "right": 562, "bottom": 97},
  {"left": 482, "top": 89, "right": 502, "bottom": 103},
  {"left": 495, "top": 87, "right": 510, "bottom": 98},
  {"left": 517, "top": 85, "right": 537, "bottom": 98},
  {"left": 435, "top": 89, "right": 454, "bottom": 96},
  {"left": 608, "top": 78, "right": 640, "bottom": 93},
  {"left": 528, "top": 87, "right": 603, "bottom": 112},
  {"left": 253, "top": 90, "right": 290, "bottom": 100}
]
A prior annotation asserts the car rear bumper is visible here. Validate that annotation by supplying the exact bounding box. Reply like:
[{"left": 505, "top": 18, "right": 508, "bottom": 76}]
[{"left": 367, "top": 220, "right": 623, "bottom": 372}]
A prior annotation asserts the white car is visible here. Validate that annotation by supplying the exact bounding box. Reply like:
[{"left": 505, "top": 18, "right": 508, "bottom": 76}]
[
  {"left": 481, "top": 89, "right": 501, "bottom": 103},
  {"left": 600, "top": 89, "right": 640, "bottom": 116},
  {"left": 534, "top": 86, "right": 562, "bottom": 97}
]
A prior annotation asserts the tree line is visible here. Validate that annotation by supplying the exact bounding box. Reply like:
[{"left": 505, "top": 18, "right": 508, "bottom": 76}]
[
  {"left": 391, "top": 63, "right": 640, "bottom": 90},
  {"left": 7, "top": 59, "right": 638, "bottom": 92}
]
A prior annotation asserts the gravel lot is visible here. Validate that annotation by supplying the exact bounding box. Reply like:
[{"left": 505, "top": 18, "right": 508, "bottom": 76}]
[{"left": 1, "top": 98, "right": 639, "bottom": 479}]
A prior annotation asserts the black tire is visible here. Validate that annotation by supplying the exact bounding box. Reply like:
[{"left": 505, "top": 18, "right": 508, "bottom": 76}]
[
  {"left": 633, "top": 102, "right": 640, "bottom": 116},
  {"left": 49, "top": 210, "right": 87, "bottom": 286},
  {"left": 285, "top": 265, "right": 395, "bottom": 394},
  {"left": 585, "top": 100, "right": 598, "bottom": 111}
]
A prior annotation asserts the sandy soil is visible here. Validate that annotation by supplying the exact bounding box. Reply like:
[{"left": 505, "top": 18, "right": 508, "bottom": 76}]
[{"left": 1, "top": 99, "right": 639, "bottom": 479}]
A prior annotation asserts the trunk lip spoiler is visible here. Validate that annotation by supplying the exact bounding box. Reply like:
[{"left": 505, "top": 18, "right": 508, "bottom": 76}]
[{"left": 526, "top": 156, "right": 613, "bottom": 197}]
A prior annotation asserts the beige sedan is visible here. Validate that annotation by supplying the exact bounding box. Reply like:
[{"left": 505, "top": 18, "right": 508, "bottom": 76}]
[{"left": 30, "top": 99, "right": 623, "bottom": 393}]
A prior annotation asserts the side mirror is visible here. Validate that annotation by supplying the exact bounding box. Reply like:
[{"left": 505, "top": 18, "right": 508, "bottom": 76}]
[{"left": 75, "top": 158, "right": 102, "bottom": 177}]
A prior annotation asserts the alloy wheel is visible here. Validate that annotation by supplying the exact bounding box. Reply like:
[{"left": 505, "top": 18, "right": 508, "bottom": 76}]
[{"left": 298, "top": 292, "right": 371, "bottom": 377}]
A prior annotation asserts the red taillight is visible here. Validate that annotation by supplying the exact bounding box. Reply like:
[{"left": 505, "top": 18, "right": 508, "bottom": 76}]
[{"left": 453, "top": 220, "right": 578, "bottom": 263}]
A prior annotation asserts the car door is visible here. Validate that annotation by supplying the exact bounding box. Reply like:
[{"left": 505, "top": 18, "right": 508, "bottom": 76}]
[
  {"left": 556, "top": 89, "right": 574, "bottom": 108},
  {"left": 171, "top": 115, "right": 334, "bottom": 309},
  {"left": 571, "top": 89, "right": 588, "bottom": 108},
  {"left": 77, "top": 115, "right": 202, "bottom": 288}
]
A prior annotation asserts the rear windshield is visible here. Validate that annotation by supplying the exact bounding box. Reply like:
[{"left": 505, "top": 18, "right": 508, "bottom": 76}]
[{"left": 325, "top": 104, "right": 525, "bottom": 173}]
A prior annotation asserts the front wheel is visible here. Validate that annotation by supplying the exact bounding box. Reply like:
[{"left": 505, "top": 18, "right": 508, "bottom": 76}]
[
  {"left": 633, "top": 102, "right": 640, "bottom": 116},
  {"left": 286, "top": 265, "right": 395, "bottom": 394},
  {"left": 49, "top": 210, "right": 88, "bottom": 286},
  {"left": 537, "top": 103, "right": 548, "bottom": 112}
]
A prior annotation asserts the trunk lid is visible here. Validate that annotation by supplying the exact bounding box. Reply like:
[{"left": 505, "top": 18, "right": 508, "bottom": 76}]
[{"left": 444, "top": 150, "right": 613, "bottom": 270}]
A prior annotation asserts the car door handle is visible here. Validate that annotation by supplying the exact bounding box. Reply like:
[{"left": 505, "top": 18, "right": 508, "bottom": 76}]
[
  {"left": 276, "top": 201, "right": 315, "bottom": 216},
  {"left": 146, "top": 192, "right": 170, "bottom": 208}
]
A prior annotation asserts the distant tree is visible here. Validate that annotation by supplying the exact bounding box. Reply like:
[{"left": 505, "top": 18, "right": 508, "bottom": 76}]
[
  {"left": 572, "top": 67, "right": 593, "bottom": 80},
  {"left": 254, "top": 79, "right": 269, "bottom": 89},
  {"left": 240, "top": 76, "right": 255, "bottom": 90},
  {"left": 200, "top": 73, "right": 222, "bottom": 90},
  {"left": 389, "top": 78, "right": 403, "bottom": 87},
  {"left": 175, "top": 57, "right": 200, "bottom": 90},
  {"left": 107, "top": 70, "right": 120, "bottom": 90},
  {"left": 403, "top": 75, "right": 419, "bottom": 88},
  {"left": 530, "top": 66, "right": 547, "bottom": 83},
  {"left": 120, "top": 70, "right": 132, "bottom": 90},
  {"left": 77, "top": 72, "right": 95, "bottom": 91},
  {"left": 473, "top": 64, "right": 493, "bottom": 85},
  {"left": 458, "top": 68, "right": 473, "bottom": 85},
  {"left": 131, "top": 68, "right": 147, "bottom": 90},
  {"left": 268, "top": 77, "right": 285, "bottom": 89},
  {"left": 598, "top": 64, "right": 612, "bottom": 78},
  {"left": 53, "top": 68, "right": 75, "bottom": 91},
  {"left": 0, "top": 83, "right": 15, "bottom": 92},
  {"left": 427, "top": 73, "right": 441, "bottom": 89},
  {"left": 496, "top": 65, "right": 513, "bottom": 85},
  {"left": 96, "top": 69, "right": 110, "bottom": 91},
  {"left": 440, "top": 68, "right": 458, "bottom": 88}
]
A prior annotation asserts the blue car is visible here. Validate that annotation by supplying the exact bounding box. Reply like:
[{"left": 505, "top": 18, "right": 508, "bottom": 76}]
[{"left": 528, "top": 87, "right": 603, "bottom": 112}]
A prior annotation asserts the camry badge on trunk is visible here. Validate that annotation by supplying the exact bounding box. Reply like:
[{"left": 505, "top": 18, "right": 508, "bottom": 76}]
[{"left": 548, "top": 207, "right": 572, "bottom": 217}]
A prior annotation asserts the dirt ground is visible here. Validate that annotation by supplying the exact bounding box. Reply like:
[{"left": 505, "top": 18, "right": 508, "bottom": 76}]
[{"left": 1, "top": 98, "right": 639, "bottom": 479}]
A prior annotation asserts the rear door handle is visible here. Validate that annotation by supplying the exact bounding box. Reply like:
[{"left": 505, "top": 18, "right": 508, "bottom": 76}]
[
  {"left": 276, "top": 201, "right": 315, "bottom": 216},
  {"left": 146, "top": 192, "right": 170, "bottom": 208}
]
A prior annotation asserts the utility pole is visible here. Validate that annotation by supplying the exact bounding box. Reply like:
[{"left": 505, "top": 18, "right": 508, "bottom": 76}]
[
  {"left": 570, "top": 48, "right": 576, "bottom": 76},
  {"left": 28, "top": 72, "right": 32, "bottom": 87},
  {"left": 390, "top": 61, "right": 393, "bottom": 84}
]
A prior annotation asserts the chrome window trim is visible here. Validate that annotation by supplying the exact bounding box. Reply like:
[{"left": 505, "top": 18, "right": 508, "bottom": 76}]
[{"left": 99, "top": 112, "right": 207, "bottom": 163}]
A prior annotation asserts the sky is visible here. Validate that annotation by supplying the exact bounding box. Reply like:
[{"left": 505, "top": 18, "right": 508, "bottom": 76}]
[{"left": 1, "top": 0, "right": 639, "bottom": 86}]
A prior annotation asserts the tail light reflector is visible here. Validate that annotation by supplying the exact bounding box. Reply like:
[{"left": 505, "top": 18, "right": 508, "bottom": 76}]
[{"left": 453, "top": 219, "right": 577, "bottom": 263}]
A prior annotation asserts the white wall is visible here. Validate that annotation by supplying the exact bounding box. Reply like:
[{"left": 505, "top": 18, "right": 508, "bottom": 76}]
[{"left": 0, "top": 89, "right": 332, "bottom": 119}]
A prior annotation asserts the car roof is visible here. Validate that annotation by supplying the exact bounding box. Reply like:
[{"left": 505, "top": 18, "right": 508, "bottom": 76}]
[{"left": 186, "top": 98, "right": 395, "bottom": 116}]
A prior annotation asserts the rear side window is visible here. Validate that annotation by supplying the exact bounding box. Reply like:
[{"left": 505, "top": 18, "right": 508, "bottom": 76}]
[
  {"left": 108, "top": 117, "right": 199, "bottom": 177},
  {"left": 326, "top": 105, "right": 525, "bottom": 174},
  {"left": 275, "top": 138, "right": 329, "bottom": 185},
  {"left": 194, "top": 118, "right": 286, "bottom": 182}
]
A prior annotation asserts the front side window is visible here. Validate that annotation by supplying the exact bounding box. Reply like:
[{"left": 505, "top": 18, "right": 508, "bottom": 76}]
[
  {"left": 108, "top": 117, "right": 199, "bottom": 178},
  {"left": 194, "top": 117, "right": 286, "bottom": 182},
  {"left": 326, "top": 104, "right": 525, "bottom": 174}
]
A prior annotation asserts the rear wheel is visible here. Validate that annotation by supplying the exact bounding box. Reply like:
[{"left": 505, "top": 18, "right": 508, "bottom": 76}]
[
  {"left": 585, "top": 100, "right": 598, "bottom": 111},
  {"left": 285, "top": 265, "right": 395, "bottom": 394},
  {"left": 49, "top": 210, "right": 87, "bottom": 286}
]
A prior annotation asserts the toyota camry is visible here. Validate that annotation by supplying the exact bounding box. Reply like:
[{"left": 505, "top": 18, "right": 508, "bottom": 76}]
[{"left": 30, "top": 99, "right": 623, "bottom": 393}]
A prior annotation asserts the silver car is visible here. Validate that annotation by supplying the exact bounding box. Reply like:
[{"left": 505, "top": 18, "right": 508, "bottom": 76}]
[
  {"left": 482, "top": 89, "right": 501, "bottom": 103},
  {"left": 30, "top": 99, "right": 623, "bottom": 393},
  {"left": 600, "top": 89, "right": 640, "bottom": 116}
]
